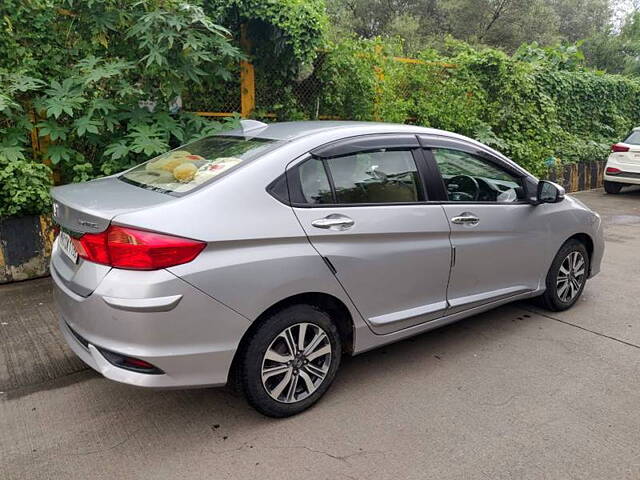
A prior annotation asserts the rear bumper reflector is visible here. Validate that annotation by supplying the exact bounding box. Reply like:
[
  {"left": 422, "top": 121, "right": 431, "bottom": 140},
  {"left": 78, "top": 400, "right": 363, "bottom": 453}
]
[
  {"left": 66, "top": 321, "right": 164, "bottom": 375},
  {"left": 98, "top": 349, "right": 165, "bottom": 375}
]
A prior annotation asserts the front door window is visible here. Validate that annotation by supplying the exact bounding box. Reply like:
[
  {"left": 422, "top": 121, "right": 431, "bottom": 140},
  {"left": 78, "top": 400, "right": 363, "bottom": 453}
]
[{"left": 432, "top": 148, "right": 522, "bottom": 202}]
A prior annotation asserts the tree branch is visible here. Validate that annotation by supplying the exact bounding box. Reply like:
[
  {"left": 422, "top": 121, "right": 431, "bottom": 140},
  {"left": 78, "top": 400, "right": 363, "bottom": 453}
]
[{"left": 479, "top": 0, "right": 512, "bottom": 41}]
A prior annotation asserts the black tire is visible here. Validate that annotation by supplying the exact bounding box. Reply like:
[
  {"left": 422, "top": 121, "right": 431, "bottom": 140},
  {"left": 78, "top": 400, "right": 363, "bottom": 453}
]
[
  {"left": 539, "top": 239, "right": 590, "bottom": 312},
  {"left": 604, "top": 181, "right": 623, "bottom": 194},
  {"left": 239, "top": 304, "right": 342, "bottom": 417}
]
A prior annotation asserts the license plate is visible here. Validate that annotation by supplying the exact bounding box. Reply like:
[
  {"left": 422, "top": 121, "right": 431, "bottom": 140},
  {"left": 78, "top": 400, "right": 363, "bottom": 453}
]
[{"left": 59, "top": 231, "right": 79, "bottom": 264}]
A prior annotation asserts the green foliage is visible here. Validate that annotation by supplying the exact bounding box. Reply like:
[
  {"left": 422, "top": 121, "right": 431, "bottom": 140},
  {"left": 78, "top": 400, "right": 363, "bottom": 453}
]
[
  {"left": 0, "top": 0, "right": 330, "bottom": 218},
  {"left": 515, "top": 42, "right": 586, "bottom": 71},
  {"left": 2, "top": 0, "right": 638, "bottom": 220},
  {"left": 314, "top": 39, "right": 383, "bottom": 120},
  {"left": 207, "top": 0, "right": 327, "bottom": 66},
  {"left": 3, "top": 55, "right": 240, "bottom": 184},
  {"left": 203, "top": 0, "right": 328, "bottom": 118},
  {"left": 582, "top": 11, "right": 640, "bottom": 75},
  {"left": 0, "top": 155, "right": 53, "bottom": 217},
  {"left": 324, "top": 0, "right": 610, "bottom": 55},
  {"left": 0, "top": 0, "right": 244, "bottom": 218},
  {"left": 312, "top": 38, "right": 640, "bottom": 176}
]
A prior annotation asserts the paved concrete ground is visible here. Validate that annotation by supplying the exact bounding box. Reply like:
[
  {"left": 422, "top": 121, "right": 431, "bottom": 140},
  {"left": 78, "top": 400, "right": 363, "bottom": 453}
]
[{"left": 1, "top": 188, "right": 640, "bottom": 479}]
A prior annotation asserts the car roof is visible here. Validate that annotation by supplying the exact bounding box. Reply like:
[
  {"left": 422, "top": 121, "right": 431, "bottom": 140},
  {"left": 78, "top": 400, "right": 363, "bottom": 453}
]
[
  {"left": 221, "top": 120, "right": 527, "bottom": 176},
  {"left": 224, "top": 120, "right": 448, "bottom": 141}
]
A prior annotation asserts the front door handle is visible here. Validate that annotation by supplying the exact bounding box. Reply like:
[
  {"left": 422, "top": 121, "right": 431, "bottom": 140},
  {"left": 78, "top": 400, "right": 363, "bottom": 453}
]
[
  {"left": 312, "top": 214, "right": 355, "bottom": 231},
  {"left": 451, "top": 212, "right": 480, "bottom": 226}
]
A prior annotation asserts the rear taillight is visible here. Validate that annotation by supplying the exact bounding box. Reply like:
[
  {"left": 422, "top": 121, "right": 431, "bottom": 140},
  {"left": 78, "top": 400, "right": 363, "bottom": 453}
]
[
  {"left": 611, "top": 143, "right": 629, "bottom": 152},
  {"left": 71, "top": 225, "right": 205, "bottom": 270},
  {"left": 73, "top": 229, "right": 111, "bottom": 265},
  {"left": 606, "top": 167, "right": 621, "bottom": 175}
]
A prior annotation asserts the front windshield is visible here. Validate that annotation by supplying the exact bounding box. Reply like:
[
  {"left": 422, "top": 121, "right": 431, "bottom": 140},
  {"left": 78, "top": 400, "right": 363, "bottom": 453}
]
[{"left": 120, "top": 135, "right": 276, "bottom": 194}]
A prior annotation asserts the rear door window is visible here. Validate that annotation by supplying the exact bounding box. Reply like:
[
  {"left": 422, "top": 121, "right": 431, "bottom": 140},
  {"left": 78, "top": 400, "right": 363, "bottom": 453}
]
[
  {"left": 299, "top": 158, "right": 334, "bottom": 204},
  {"left": 327, "top": 150, "right": 423, "bottom": 203},
  {"left": 295, "top": 149, "right": 424, "bottom": 205}
]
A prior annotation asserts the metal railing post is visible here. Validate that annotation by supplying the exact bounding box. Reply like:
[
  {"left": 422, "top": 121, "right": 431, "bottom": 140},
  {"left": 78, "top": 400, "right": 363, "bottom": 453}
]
[{"left": 240, "top": 24, "right": 255, "bottom": 118}]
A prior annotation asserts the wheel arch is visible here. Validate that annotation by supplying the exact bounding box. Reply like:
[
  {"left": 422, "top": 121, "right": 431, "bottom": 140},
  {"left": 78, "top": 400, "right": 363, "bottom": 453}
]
[
  {"left": 567, "top": 232, "right": 594, "bottom": 272},
  {"left": 228, "top": 292, "right": 355, "bottom": 387}
]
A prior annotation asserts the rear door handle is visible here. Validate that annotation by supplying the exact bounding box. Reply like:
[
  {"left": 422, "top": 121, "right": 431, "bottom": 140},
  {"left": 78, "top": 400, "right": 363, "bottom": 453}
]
[
  {"left": 451, "top": 212, "right": 480, "bottom": 226},
  {"left": 312, "top": 214, "right": 355, "bottom": 231}
]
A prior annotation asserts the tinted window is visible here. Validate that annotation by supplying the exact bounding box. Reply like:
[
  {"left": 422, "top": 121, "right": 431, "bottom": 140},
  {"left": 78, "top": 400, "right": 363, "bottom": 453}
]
[
  {"left": 327, "top": 150, "right": 422, "bottom": 204},
  {"left": 433, "top": 148, "right": 522, "bottom": 203},
  {"left": 298, "top": 158, "right": 333, "bottom": 204}
]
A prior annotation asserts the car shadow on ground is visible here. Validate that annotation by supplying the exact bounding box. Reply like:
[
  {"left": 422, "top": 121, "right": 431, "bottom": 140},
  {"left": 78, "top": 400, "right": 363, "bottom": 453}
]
[{"left": 20, "top": 300, "right": 540, "bottom": 439}]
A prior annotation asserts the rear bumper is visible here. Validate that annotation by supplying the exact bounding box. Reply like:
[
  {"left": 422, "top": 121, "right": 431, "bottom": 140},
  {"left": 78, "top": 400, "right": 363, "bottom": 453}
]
[
  {"left": 51, "top": 256, "right": 250, "bottom": 388},
  {"left": 604, "top": 172, "right": 640, "bottom": 185},
  {"left": 604, "top": 155, "right": 640, "bottom": 185}
]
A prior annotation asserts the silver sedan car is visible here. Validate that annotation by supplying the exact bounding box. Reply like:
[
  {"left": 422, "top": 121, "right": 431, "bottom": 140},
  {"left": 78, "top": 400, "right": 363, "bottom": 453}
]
[{"left": 51, "top": 120, "right": 604, "bottom": 417}]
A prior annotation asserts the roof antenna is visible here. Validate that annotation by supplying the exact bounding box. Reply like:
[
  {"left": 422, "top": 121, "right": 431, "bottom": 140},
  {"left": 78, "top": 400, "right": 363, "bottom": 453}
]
[{"left": 240, "top": 119, "right": 268, "bottom": 134}]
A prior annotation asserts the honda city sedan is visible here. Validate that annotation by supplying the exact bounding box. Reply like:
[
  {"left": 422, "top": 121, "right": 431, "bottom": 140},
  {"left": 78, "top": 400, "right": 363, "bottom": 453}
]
[{"left": 51, "top": 120, "right": 604, "bottom": 417}]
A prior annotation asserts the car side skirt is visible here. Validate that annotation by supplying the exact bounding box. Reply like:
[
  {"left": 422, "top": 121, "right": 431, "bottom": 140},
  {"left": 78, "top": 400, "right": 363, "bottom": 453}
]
[{"left": 352, "top": 288, "right": 544, "bottom": 355}]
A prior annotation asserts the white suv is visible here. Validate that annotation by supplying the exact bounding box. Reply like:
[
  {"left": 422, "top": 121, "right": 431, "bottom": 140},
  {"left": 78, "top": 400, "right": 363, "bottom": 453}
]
[{"left": 604, "top": 128, "right": 640, "bottom": 194}]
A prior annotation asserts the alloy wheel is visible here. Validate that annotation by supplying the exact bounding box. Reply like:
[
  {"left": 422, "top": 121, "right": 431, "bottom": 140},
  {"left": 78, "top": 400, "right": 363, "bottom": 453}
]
[
  {"left": 261, "top": 322, "right": 332, "bottom": 404},
  {"left": 556, "top": 251, "right": 586, "bottom": 303}
]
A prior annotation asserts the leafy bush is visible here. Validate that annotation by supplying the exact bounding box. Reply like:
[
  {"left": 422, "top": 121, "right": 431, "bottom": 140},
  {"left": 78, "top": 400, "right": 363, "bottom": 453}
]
[
  {"left": 207, "top": 0, "right": 327, "bottom": 67},
  {"left": 311, "top": 38, "right": 640, "bottom": 176},
  {"left": 0, "top": 155, "right": 52, "bottom": 218},
  {"left": 0, "top": 0, "right": 245, "bottom": 217},
  {"left": 3, "top": 2, "right": 640, "bottom": 219},
  {"left": 0, "top": 0, "right": 332, "bottom": 218}
]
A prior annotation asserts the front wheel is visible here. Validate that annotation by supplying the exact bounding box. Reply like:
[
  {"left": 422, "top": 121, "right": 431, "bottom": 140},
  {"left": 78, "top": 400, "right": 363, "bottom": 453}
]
[
  {"left": 604, "top": 180, "right": 623, "bottom": 194},
  {"left": 539, "top": 240, "right": 589, "bottom": 312},
  {"left": 239, "top": 304, "right": 342, "bottom": 417}
]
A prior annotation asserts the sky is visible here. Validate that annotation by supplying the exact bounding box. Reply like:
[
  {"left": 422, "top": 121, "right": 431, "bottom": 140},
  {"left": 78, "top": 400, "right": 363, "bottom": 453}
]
[{"left": 612, "top": 0, "right": 638, "bottom": 29}]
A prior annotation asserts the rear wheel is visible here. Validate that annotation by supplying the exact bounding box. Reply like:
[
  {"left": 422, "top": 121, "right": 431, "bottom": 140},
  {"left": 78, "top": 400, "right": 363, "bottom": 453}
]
[
  {"left": 604, "top": 180, "right": 623, "bottom": 194},
  {"left": 239, "top": 304, "right": 342, "bottom": 417},
  {"left": 539, "top": 239, "right": 589, "bottom": 312}
]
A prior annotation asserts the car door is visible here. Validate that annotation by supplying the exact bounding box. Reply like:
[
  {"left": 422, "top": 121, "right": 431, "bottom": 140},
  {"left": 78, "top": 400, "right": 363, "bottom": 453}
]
[
  {"left": 420, "top": 137, "right": 548, "bottom": 313},
  {"left": 287, "top": 135, "right": 452, "bottom": 335}
]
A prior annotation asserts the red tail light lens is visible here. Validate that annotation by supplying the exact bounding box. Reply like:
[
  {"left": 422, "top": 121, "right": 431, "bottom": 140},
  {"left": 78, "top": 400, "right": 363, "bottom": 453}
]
[
  {"left": 71, "top": 225, "right": 205, "bottom": 270},
  {"left": 611, "top": 143, "right": 629, "bottom": 152},
  {"left": 606, "top": 167, "right": 621, "bottom": 175},
  {"left": 72, "top": 229, "right": 111, "bottom": 265}
]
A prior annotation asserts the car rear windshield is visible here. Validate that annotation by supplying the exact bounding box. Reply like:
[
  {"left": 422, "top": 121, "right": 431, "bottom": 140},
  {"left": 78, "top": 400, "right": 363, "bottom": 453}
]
[
  {"left": 120, "top": 135, "right": 276, "bottom": 194},
  {"left": 624, "top": 130, "right": 640, "bottom": 145}
]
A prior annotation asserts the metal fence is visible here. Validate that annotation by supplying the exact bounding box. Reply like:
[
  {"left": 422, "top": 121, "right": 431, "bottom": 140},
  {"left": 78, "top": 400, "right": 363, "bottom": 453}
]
[{"left": 190, "top": 50, "right": 457, "bottom": 121}]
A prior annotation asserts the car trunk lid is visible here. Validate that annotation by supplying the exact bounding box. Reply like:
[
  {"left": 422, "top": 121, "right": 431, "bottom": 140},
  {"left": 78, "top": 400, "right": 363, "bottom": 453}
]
[
  {"left": 51, "top": 176, "right": 173, "bottom": 296},
  {"left": 52, "top": 176, "right": 172, "bottom": 233}
]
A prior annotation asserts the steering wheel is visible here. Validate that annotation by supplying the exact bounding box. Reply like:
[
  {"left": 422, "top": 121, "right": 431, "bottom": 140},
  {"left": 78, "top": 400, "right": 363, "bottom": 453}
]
[{"left": 447, "top": 175, "right": 480, "bottom": 201}]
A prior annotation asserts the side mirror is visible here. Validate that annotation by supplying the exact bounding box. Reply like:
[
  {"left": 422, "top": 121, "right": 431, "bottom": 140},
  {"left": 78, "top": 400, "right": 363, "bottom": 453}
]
[{"left": 536, "top": 180, "right": 565, "bottom": 204}]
